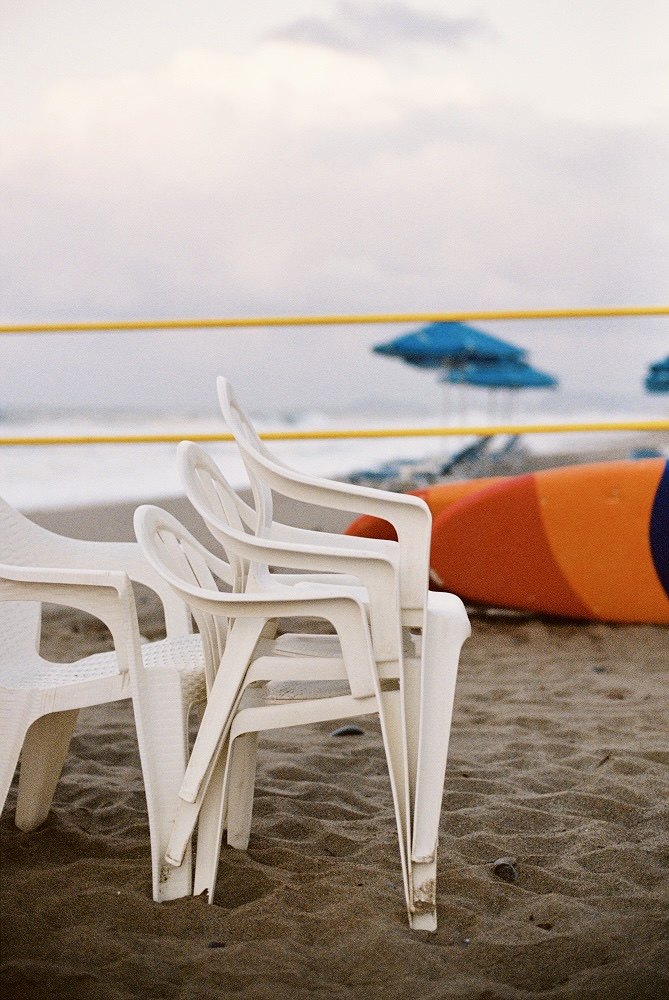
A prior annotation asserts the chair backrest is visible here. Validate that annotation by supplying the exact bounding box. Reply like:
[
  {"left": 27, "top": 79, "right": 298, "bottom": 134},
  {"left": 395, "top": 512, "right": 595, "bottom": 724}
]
[
  {"left": 177, "top": 441, "right": 273, "bottom": 592},
  {"left": 1, "top": 496, "right": 46, "bottom": 665},
  {"left": 216, "top": 377, "right": 280, "bottom": 540},
  {"left": 216, "top": 376, "right": 432, "bottom": 620},
  {"left": 134, "top": 504, "right": 236, "bottom": 689}
]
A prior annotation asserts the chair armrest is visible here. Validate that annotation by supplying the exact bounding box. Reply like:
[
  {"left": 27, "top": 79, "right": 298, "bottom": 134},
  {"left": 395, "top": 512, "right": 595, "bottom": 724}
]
[
  {"left": 0, "top": 563, "right": 141, "bottom": 670},
  {"left": 9, "top": 531, "right": 192, "bottom": 638},
  {"left": 172, "top": 583, "right": 380, "bottom": 701},
  {"left": 242, "top": 447, "right": 431, "bottom": 612},
  {"left": 0, "top": 561, "right": 129, "bottom": 592},
  {"left": 198, "top": 522, "right": 403, "bottom": 663},
  {"left": 269, "top": 520, "right": 397, "bottom": 555}
]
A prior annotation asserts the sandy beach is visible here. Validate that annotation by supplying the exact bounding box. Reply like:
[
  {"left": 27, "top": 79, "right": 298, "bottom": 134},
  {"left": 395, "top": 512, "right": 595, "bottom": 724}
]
[{"left": 1, "top": 488, "right": 668, "bottom": 999}]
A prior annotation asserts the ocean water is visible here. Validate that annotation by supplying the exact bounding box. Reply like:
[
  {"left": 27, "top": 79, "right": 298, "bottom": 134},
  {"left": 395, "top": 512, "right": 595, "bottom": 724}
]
[{"left": 1, "top": 402, "right": 667, "bottom": 512}]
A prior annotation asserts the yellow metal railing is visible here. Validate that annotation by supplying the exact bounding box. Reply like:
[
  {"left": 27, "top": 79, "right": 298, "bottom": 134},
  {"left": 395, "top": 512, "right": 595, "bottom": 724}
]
[
  {"left": 2, "top": 307, "right": 666, "bottom": 447},
  {"left": 2, "top": 421, "right": 668, "bottom": 448},
  {"left": 1, "top": 304, "right": 668, "bottom": 335}
]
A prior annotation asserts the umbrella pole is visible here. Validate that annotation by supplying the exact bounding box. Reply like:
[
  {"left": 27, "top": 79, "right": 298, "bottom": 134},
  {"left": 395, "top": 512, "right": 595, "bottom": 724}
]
[
  {"left": 440, "top": 364, "right": 455, "bottom": 462},
  {"left": 458, "top": 381, "right": 466, "bottom": 426}
]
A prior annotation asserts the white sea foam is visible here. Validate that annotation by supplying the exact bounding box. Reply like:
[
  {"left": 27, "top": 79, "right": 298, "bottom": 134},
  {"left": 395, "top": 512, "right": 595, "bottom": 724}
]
[{"left": 1, "top": 403, "right": 666, "bottom": 512}]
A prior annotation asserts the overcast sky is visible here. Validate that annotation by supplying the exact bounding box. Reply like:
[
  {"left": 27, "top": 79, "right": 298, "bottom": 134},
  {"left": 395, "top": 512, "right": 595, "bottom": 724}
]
[{"left": 1, "top": 1, "right": 668, "bottom": 417}]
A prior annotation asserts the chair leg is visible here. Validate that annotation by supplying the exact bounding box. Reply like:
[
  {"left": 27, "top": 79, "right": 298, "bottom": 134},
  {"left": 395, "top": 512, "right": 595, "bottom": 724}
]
[
  {"left": 402, "top": 630, "right": 422, "bottom": 807},
  {"left": 192, "top": 740, "right": 230, "bottom": 901},
  {"left": 403, "top": 637, "right": 437, "bottom": 931},
  {"left": 165, "top": 690, "right": 243, "bottom": 874},
  {"left": 165, "top": 617, "right": 270, "bottom": 891},
  {"left": 177, "top": 617, "right": 268, "bottom": 806},
  {"left": 410, "top": 595, "right": 470, "bottom": 930},
  {"left": 193, "top": 728, "right": 259, "bottom": 901},
  {"left": 15, "top": 709, "right": 79, "bottom": 831},
  {"left": 408, "top": 859, "right": 439, "bottom": 931},
  {"left": 225, "top": 731, "right": 258, "bottom": 850},
  {"left": 0, "top": 698, "right": 34, "bottom": 822},
  {"left": 376, "top": 684, "right": 411, "bottom": 915},
  {"left": 130, "top": 668, "right": 195, "bottom": 902}
]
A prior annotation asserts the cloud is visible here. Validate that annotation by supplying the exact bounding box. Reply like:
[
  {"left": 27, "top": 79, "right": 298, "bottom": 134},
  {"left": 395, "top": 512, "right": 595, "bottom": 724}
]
[
  {"left": 267, "top": 1, "right": 493, "bottom": 54},
  {"left": 0, "top": 37, "right": 667, "bottom": 413},
  {"left": 2, "top": 41, "right": 664, "bottom": 312}
]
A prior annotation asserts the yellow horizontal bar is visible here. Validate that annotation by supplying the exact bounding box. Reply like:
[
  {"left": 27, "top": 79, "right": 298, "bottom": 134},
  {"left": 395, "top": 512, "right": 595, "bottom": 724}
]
[
  {"left": 1, "top": 305, "right": 668, "bottom": 334},
  {"left": 2, "top": 420, "right": 668, "bottom": 446}
]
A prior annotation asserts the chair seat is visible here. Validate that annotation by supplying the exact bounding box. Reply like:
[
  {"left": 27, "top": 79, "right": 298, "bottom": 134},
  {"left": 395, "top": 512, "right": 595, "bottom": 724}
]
[
  {"left": 271, "top": 632, "right": 340, "bottom": 656},
  {"left": 3, "top": 649, "right": 128, "bottom": 691},
  {"left": 263, "top": 679, "right": 352, "bottom": 701},
  {"left": 3, "top": 633, "right": 205, "bottom": 694},
  {"left": 140, "top": 633, "right": 206, "bottom": 679}
]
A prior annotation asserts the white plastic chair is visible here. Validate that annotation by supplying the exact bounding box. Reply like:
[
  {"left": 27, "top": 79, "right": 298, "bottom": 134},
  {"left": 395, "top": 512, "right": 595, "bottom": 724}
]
[
  {"left": 133, "top": 503, "right": 407, "bottom": 910},
  {"left": 177, "top": 436, "right": 470, "bottom": 930},
  {"left": 0, "top": 494, "right": 206, "bottom": 902},
  {"left": 216, "top": 377, "right": 471, "bottom": 930},
  {"left": 173, "top": 444, "right": 413, "bottom": 907}
]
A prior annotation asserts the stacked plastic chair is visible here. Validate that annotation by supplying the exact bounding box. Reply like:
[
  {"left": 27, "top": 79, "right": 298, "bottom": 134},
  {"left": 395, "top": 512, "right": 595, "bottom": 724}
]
[
  {"left": 0, "top": 495, "right": 206, "bottom": 901},
  {"left": 133, "top": 502, "right": 393, "bottom": 907},
  {"left": 216, "top": 377, "right": 471, "bottom": 929},
  {"left": 156, "top": 379, "right": 471, "bottom": 930}
]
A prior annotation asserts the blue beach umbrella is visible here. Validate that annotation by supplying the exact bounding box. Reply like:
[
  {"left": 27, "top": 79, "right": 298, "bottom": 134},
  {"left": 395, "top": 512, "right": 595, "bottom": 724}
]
[
  {"left": 373, "top": 321, "right": 528, "bottom": 431},
  {"left": 444, "top": 358, "right": 558, "bottom": 390},
  {"left": 441, "top": 357, "right": 558, "bottom": 424},
  {"left": 645, "top": 356, "right": 669, "bottom": 394},
  {"left": 373, "top": 321, "right": 526, "bottom": 369}
]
